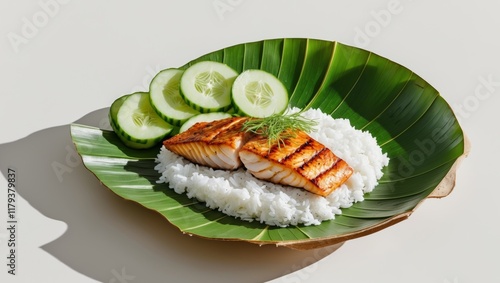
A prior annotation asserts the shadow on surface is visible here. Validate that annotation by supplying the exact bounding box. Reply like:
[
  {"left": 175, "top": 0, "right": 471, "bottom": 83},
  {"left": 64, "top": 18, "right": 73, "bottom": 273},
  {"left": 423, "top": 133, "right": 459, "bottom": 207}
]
[{"left": 0, "top": 108, "right": 341, "bottom": 283}]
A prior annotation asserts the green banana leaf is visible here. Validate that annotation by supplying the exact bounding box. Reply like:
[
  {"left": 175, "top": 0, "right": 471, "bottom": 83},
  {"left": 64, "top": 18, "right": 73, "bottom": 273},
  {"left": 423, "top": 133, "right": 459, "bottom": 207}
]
[{"left": 71, "top": 38, "right": 468, "bottom": 250}]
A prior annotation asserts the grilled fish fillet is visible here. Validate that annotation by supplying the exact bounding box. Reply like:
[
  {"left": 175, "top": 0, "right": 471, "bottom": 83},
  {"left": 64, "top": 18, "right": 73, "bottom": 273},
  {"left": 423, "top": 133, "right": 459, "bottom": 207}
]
[
  {"left": 163, "top": 117, "right": 253, "bottom": 170},
  {"left": 163, "top": 117, "right": 353, "bottom": 196},
  {"left": 238, "top": 130, "right": 353, "bottom": 197}
]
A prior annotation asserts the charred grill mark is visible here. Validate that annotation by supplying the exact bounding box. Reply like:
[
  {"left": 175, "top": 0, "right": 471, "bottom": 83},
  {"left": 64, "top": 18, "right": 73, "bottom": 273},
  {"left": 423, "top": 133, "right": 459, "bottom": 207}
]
[
  {"left": 312, "top": 159, "right": 353, "bottom": 190},
  {"left": 297, "top": 148, "right": 332, "bottom": 176},
  {"left": 265, "top": 136, "right": 292, "bottom": 158},
  {"left": 280, "top": 137, "right": 312, "bottom": 163},
  {"left": 266, "top": 131, "right": 310, "bottom": 161},
  {"left": 279, "top": 139, "right": 323, "bottom": 170},
  {"left": 296, "top": 147, "right": 345, "bottom": 188},
  {"left": 265, "top": 143, "right": 278, "bottom": 158},
  {"left": 164, "top": 117, "right": 245, "bottom": 146},
  {"left": 210, "top": 118, "right": 246, "bottom": 143},
  {"left": 243, "top": 134, "right": 272, "bottom": 157}
]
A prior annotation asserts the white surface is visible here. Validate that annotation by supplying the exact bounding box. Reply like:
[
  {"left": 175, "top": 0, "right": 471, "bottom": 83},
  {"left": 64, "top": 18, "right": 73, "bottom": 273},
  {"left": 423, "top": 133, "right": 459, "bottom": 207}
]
[{"left": 0, "top": 0, "right": 498, "bottom": 282}]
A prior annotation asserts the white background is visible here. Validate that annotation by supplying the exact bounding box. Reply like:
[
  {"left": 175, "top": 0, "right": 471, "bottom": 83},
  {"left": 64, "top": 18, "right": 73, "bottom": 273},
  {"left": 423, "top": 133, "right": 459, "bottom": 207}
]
[{"left": 1, "top": 0, "right": 498, "bottom": 282}]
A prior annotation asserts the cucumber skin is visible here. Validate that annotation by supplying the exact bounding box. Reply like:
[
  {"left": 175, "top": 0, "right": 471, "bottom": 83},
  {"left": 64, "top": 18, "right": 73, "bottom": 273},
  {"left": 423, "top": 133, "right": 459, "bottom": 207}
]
[
  {"left": 149, "top": 68, "right": 199, "bottom": 127},
  {"left": 111, "top": 119, "right": 165, "bottom": 148},
  {"left": 231, "top": 95, "right": 255, "bottom": 117},
  {"left": 180, "top": 92, "right": 233, "bottom": 114},
  {"left": 108, "top": 94, "right": 129, "bottom": 133},
  {"left": 150, "top": 98, "right": 188, "bottom": 127},
  {"left": 109, "top": 93, "right": 176, "bottom": 149},
  {"left": 230, "top": 70, "right": 289, "bottom": 118},
  {"left": 231, "top": 102, "right": 250, "bottom": 117},
  {"left": 231, "top": 101, "right": 287, "bottom": 118},
  {"left": 179, "top": 61, "right": 238, "bottom": 113},
  {"left": 150, "top": 100, "right": 178, "bottom": 126}
]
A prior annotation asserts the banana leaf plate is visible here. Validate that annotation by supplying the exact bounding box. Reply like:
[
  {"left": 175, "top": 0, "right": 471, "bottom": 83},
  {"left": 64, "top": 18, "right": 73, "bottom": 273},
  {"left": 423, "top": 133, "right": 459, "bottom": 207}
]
[{"left": 71, "top": 38, "right": 468, "bottom": 250}]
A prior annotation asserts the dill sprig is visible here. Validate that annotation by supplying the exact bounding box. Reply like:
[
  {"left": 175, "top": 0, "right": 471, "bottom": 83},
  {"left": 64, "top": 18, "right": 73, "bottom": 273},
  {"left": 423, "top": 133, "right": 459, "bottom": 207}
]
[{"left": 242, "top": 111, "right": 318, "bottom": 147}]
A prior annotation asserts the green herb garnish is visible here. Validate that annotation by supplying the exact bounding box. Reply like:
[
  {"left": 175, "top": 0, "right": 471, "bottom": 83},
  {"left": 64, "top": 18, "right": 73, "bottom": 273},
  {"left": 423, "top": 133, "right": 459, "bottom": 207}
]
[{"left": 242, "top": 111, "right": 318, "bottom": 147}]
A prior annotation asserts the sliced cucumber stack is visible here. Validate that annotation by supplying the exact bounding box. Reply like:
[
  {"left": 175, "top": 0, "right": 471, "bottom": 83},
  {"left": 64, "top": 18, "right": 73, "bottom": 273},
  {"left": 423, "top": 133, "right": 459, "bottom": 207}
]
[
  {"left": 110, "top": 92, "right": 175, "bottom": 149},
  {"left": 179, "top": 112, "right": 232, "bottom": 133},
  {"left": 180, "top": 61, "right": 238, "bottom": 113},
  {"left": 149, "top": 69, "right": 199, "bottom": 126},
  {"left": 109, "top": 61, "right": 292, "bottom": 149},
  {"left": 231, "top": 69, "right": 288, "bottom": 118}
]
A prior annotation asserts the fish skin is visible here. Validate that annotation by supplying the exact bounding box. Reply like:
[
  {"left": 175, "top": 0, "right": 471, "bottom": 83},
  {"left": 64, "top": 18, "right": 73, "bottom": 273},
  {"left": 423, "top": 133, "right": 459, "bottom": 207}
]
[{"left": 238, "top": 130, "right": 353, "bottom": 197}]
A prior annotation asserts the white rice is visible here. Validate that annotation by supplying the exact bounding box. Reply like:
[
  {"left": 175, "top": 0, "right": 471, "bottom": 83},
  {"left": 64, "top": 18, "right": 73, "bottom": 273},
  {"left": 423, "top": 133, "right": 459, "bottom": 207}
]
[{"left": 154, "top": 108, "right": 389, "bottom": 227}]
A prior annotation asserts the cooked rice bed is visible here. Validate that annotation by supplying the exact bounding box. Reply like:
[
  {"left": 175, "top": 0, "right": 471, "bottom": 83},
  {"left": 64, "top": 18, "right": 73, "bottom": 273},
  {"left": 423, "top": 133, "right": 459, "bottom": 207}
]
[{"left": 155, "top": 108, "right": 389, "bottom": 227}]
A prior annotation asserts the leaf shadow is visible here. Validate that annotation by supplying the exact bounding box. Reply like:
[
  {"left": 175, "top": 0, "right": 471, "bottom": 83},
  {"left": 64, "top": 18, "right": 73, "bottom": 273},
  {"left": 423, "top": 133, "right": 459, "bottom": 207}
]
[{"left": 0, "top": 108, "right": 340, "bottom": 283}]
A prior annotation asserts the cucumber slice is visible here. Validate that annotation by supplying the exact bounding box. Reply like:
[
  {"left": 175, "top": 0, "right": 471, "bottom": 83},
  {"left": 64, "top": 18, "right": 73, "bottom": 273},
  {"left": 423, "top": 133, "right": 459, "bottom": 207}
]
[
  {"left": 114, "top": 92, "right": 174, "bottom": 149},
  {"left": 231, "top": 69, "right": 288, "bottom": 118},
  {"left": 149, "top": 68, "right": 199, "bottom": 126},
  {"left": 180, "top": 61, "right": 238, "bottom": 113},
  {"left": 109, "top": 94, "right": 130, "bottom": 133},
  {"left": 179, "top": 112, "right": 232, "bottom": 133}
]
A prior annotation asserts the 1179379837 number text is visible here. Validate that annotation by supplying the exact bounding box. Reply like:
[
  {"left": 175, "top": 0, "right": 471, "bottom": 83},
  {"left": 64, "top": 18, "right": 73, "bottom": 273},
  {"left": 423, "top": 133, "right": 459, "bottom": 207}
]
[{"left": 6, "top": 167, "right": 17, "bottom": 275}]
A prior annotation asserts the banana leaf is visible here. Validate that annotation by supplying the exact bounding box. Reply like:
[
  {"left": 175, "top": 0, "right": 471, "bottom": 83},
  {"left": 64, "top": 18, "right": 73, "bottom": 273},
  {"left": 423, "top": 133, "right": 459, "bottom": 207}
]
[{"left": 71, "top": 38, "right": 468, "bottom": 250}]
